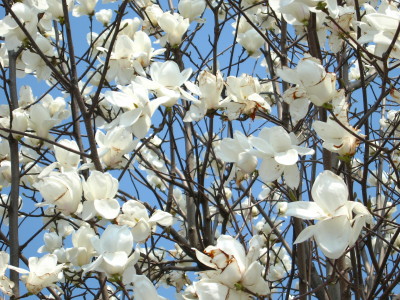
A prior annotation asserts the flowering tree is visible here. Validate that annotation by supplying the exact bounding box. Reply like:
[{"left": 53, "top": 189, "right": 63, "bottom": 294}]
[{"left": 0, "top": 0, "right": 399, "bottom": 299}]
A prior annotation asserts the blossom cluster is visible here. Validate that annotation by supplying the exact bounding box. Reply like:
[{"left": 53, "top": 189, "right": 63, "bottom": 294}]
[{"left": 0, "top": 0, "right": 397, "bottom": 298}]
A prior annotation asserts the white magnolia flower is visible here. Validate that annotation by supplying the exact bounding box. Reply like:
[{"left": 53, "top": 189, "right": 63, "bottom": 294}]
[
  {"left": 95, "top": 9, "right": 112, "bottom": 26},
  {"left": 82, "top": 171, "right": 120, "bottom": 220},
  {"left": 38, "top": 232, "right": 63, "bottom": 254},
  {"left": 158, "top": 12, "right": 190, "bottom": 47},
  {"left": 0, "top": 107, "right": 28, "bottom": 139},
  {"left": 117, "top": 200, "right": 174, "bottom": 242},
  {"left": 0, "top": 3, "right": 38, "bottom": 50},
  {"left": 95, "top": 126, "right": 137, "bottom": 169},
  {"left": 28, "top": 95, "right": 70, "bottom": 140},
  {"left": 313, "top": 118, "right": 362, "bottom": 156},
  {"left": 142, "top": 4, "right": 164, "bottom": 33},
  {"left": 178, "top": 0, "right": 206, "bottom": 22},
  {"left": 250, "top": 126, "right": 314, "bottom": 188},
  {"left": 277, "top": 56, "right": 337, "bottom": 106},
  {"left": 17, "top": 254, "right": 64, "bottom": 295},
  {"left": 216, "top": 131, "right": 258, "bottom": 174},
  {"left": 99, "top": 35, "right": 135, "bottom": 85},
  {"left": 66, "top": 225, "right": 97, "bottom": 267},
  {"left": 130, "top": 31, "right": 166, "bottom": 75},
  {"left": 233, "top": 19, "right": 265, "bottom": 57},
  {"left": 221, "top": 74, "right": 271, "bottom": 120},
  {"left": 35, "top": 171, "right": 82, "bottom": 215},
  {"left": 21, "top": 35, "right": 55, "bottom": 81},
  {"left": 0, "top": 251, "right": 14, "bottom": 296},
  {"left": 193, "top": 235, "right": 270, "bottom": 299},
  {"left": 184, "top": 70, "right": 224, "bottom": 122},
  {"left": 104, "top": 82, "right": 167, "bottom": 138},
  {"left": 282, "top": 86, "right": 310, "bottom": 124},
  {"left": 137, "top": 61, "right": 193, "bottom": 106},
  {"left": 358, "top": 3, "right": 400, "bottom": 59},
  {"left": 285, "top": 170, "right": 372, "bottom": 259},
  {"left": 72, "top": 0, "right": 98, "bottom": 17},
  {"left": 54, "top": 139, "right": 80, "bottom": 171},
  {"left": 82, "top": 225, "right": 137, "bottom": 276},
  {"left": 269, "top": 0, "right": 338, "bottom": 25}
]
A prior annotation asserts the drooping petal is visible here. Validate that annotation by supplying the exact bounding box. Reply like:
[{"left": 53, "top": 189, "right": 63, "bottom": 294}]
[
  {"left": 259, "top": 157, "right": 284, "bottom": 183},
  {"left": 314, "top": 216, "right": 352, "bottom": 259},
  {"left": 283, "top": 164, "right": 300, "bottom": 189},
  {"left": 294, "top": 224, "right": 316, "bottom": 244}
]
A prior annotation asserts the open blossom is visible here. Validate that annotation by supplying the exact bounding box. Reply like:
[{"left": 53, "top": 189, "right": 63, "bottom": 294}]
[
  {"left": 250, "top": 126, "right": 314, "bottom": 188},
  {"left": 82, "top": 171, "right": 120, "bottom": 220},
  {"left": 282, "top": 86, "right": 310, "bottom": 124},
  {"left": 277, "top": 56, "right": 337, "bottom": 106},
  {"left": 28, "top": 95, "right": 70, "bottom": 140},
  {"left": 158, "top": 12, "right": 190, "bottom": 47},
  {"left": 216, "top": 131, "right": 258, "bottom": 174},
  {"left": 35, "top": 171, "right": 82, "bottom": 215},
  {"left": 104, "top": 82, "right": 167, "bottom": 139},
  {"left": 0, "top": 3, "right": 38, "bottom": 50},
  {"left": 82, "top": 225, "right": 137, "bottom": 276},
  {"left": 358, "top": 2, "right": 400, "bottom": 59},
  {"left": 95, "top": 126, "right": 137, "bottom": 169},
  {"left": 313, "top": 118, "right": 362, "bottom": 156},
  {"left": 21, "top": 35, "right": 55, "bottom": 81},
  {"left": 221, "top": 74, "right": 271, "bottom": 120},
  {"left": 117, "top": 200, "right": 174, "bottom": 242},
  {"left": 285, "top": 170, "right": 372, "bottom": 259},
  {"left": 16, "top": 254, "right": 64, "bottom": 295},
  {"left": 137, "top": 61, "right": 193, "bottom": 106},
  {"left": 95, "top": 9, "right": 112, "bottom": 26},
  {"left": 184, "top": 70, "right": 224, "bottom": 122},
  {"left": 72, "top": 0, "right": 98, "bottom": 17},
  {"left": 193, "top": 235, "right": 269, "bottom": 299},
  {"left": 233, "top": 18, "right": 265, "bottom": 57}
]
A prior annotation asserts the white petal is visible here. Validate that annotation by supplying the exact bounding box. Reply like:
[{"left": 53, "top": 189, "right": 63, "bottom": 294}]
[
  {"left": 314, "top": 216, "right": 351, "bottom": 259},
  {"left": 274, "top": 149, "right": 298, "bottom": 165},
  {"left": 149, "top": 210, "right": 174, "bottom": 226},
  {"left": 131, "top": 274, "right": 159, "bottom": 300},
  {"left": 284, "top": 164, "right": 300, "bottom": 189},
  {"left": 294, "top": 224, "right": 316, "bottom": 244},
  {"left": 119, "top": 109, "right": 142, "bottom": 128},
  {"left": 311, "top": 170, "right": 348, "bottom": 215},
  {"left": 259, "top": 157, "right": 284, "bottom": 183},
  {"left": 131, "top": 219, "right": 151, "bottom": 242},
  {"left": 194, "top": 280, "right": 229, "bottom": 300},
  {"left": 285, "top": 202, "right": 327, "bottom": 219},
  {"left": 94, "top": 199, "right": 120, "bottom": 220}
]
